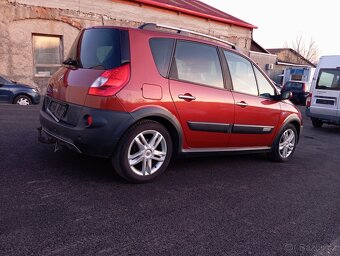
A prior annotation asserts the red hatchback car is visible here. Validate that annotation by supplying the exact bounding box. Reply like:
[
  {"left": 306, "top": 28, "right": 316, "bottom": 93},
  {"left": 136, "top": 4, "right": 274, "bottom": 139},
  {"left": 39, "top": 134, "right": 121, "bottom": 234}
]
[{"left": 38, "top": 23, "right": 302, "bottom": 183}]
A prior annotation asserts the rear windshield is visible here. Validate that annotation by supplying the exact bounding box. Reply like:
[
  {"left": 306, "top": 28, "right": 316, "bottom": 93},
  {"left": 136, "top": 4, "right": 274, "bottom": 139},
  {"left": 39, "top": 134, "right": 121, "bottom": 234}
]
[
  {"left": 316, "top": 69, "right": 340, "bottom": 90},
  {"left": 66, "top": 28, "right": 130, "bottom": 70},
  {"left": 284, "top": 82, "right": 303, "bottom": 90}
]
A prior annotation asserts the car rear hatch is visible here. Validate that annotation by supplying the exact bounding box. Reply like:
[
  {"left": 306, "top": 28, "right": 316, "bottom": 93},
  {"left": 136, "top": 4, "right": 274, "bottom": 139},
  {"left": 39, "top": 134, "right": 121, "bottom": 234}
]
[
  {"left": 47, "top": 27, "right": 130, "bottom": 106},
  {"left": 310, "top": 68, "right": 340, "bottom": 118}
]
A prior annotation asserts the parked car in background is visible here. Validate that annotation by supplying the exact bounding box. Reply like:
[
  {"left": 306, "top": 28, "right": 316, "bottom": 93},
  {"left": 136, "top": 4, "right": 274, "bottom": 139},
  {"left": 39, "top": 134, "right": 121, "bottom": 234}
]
[
  {"left": 0, "top": 75, "right": 40, "bottom": 105},
  {"left": 38, "top": 23, "right": 302, "bottom": 183},
  {"left": 281, "top": 80, "right": 309, "bottom": 105}
]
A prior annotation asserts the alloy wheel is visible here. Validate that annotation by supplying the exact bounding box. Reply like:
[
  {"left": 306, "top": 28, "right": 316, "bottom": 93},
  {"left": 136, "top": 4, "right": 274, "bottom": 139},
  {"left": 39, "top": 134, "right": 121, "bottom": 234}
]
[
  {"left": 278, "top": 128, "right": 295, "bottom": 159},
  {"left": 127, "top": 130, "right": 167, "bottom": 176}
]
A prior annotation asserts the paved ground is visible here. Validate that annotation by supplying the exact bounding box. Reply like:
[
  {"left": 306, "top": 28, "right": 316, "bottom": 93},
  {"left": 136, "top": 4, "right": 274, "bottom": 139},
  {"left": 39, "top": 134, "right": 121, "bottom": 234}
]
[{"left": 0, "top": 103, "right": 339, "bottom": 256}]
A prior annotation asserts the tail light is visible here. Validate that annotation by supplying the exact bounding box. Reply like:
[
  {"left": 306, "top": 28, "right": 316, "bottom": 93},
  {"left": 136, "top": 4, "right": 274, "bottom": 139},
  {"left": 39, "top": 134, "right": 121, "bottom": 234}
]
[
  {"left": 88, "top": 63, "right": 130, "bottom": 96},
  {"left": 306, "top": 93, "right": 312, "bottom": 107},
  {"left": 46, "top": 84, "right": 53, "bottom": 97}
]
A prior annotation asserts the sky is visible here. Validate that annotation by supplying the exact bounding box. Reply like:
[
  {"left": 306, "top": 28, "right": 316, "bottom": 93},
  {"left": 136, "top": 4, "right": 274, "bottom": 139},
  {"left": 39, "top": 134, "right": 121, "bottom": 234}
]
[{"left": 200, "top": 0, "right": 340, "bottom": 57}]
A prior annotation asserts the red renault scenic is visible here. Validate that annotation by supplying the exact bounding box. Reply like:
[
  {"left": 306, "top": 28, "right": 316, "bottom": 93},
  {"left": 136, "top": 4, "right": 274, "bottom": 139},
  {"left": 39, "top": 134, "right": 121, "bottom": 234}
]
[{"left": 38, "top": 23, "right": 302, "bottom": 183}]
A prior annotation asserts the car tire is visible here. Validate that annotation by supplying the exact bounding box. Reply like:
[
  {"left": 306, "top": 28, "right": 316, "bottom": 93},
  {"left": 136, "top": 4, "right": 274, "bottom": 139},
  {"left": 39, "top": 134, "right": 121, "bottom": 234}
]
[
  {"left": 270, "top": 124, "right": 297, "bottom": 162},
  {"left": 14, "top": 95, "right": 32, "bottom": 105},
  {"left": 311, "top": 118, "right": 323, "bottom": 128},
  {"left": 112, "top": 120, "right": 173, "bottom": 183}
]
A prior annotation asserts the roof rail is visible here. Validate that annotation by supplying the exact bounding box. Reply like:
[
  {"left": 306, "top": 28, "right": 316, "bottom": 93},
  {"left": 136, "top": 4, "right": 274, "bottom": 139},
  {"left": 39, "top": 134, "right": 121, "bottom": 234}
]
[{"left": 139, "top": 23, "right": 238, "bottom": 50}]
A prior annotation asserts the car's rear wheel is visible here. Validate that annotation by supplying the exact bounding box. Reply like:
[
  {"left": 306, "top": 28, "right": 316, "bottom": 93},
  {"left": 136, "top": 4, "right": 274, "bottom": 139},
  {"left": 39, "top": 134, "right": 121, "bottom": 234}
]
[
  {"left": 14, "top": 95, "right": 32, "bottom": 105},
  {"left": 112, "top": 120, "right": 173, "bottom": 183},
  {"left": 270, "top": 124, "right": 297, "bottom": 162},
  {"left": 311, "top": 118, "right": 323, "bottom": 128}
]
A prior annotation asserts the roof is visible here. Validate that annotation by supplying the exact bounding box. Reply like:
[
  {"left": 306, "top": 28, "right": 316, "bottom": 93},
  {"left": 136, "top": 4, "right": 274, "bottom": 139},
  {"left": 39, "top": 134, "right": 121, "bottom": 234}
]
[
  {"left": 250, "top": 40, "right": 271, "bottom": 54},
  {"left": 267, "top": 48, "right": 291, "bottom": 55},
  {"left": 267, "top": 48, "right": 316, "bottom": 67},
  {"left": 129, "top": 0, "right": 257, "bottom": 29}
]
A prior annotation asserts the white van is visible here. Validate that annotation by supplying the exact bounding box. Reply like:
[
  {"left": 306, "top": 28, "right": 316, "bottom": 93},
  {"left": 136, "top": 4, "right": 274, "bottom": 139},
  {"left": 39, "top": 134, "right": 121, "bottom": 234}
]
[{"left": 306, "top": 55, "right": 340, "bottom": 128}]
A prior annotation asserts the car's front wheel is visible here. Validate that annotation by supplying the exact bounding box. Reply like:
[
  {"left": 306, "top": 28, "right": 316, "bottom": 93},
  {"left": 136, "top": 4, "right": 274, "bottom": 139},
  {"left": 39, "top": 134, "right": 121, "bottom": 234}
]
[
  {"left": 112, "top": 120, "right": 173, "bottom": 183},
  {"left": 14, "top": 95, "right": 32, "bottom": 105},
  {"left": 270, "top": 124, "right": 297, "bottom": 162}
]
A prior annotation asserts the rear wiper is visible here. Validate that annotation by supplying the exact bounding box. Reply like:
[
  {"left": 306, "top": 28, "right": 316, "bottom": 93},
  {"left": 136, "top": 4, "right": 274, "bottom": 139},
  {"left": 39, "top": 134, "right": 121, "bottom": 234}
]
[{"left": 63, "top": 58, "right": 78, "bottom": 66}]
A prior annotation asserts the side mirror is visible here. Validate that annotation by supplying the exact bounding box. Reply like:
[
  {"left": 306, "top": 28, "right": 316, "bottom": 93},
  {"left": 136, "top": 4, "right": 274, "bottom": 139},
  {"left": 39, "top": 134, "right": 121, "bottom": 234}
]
[{"left": 280, "top": 91, "right": 292, "bottom": 100}]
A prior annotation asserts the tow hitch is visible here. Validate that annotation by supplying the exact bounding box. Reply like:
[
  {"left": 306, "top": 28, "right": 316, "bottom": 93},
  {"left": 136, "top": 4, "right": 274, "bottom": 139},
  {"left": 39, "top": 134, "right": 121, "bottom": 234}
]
[
  {"left": 37, "top": 127, "right": 63, "bottom": 152},
  {"left": 37, "top": 126, "right": 81, "bottom": 153},
  {"left": 37, "top": 126, "right": 55, "bottom": 144}
]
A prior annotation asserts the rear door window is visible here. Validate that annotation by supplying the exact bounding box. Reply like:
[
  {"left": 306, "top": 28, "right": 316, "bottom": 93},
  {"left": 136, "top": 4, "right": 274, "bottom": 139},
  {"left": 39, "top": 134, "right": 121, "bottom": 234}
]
[
  {"left": 316, "top": 69, "right": 340, "bottom": 90},
  {"left": 150, "top": 38, "right": 175, "bottom": 77},
  {"left": 170, "top": 41, "right": 224, "bottom": 89}
]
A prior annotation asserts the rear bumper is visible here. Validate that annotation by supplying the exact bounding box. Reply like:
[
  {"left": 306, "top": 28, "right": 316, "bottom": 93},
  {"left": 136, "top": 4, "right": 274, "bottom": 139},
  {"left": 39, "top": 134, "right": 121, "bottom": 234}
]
[
  {"left": 39, "top": 97, "right": 135, "bottom": 158},
  {"left": 306, "top": 107, "right": 340, "bottom": 124}
]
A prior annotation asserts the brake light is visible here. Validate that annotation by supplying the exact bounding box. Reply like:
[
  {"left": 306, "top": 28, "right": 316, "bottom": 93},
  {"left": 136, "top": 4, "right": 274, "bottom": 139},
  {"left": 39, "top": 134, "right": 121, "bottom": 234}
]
[
  {"left": 306, "top": 93, "right": 312, "bottom": 107},
  {"left": 88, "top": 63, "right": 130, "bottom": 96}
]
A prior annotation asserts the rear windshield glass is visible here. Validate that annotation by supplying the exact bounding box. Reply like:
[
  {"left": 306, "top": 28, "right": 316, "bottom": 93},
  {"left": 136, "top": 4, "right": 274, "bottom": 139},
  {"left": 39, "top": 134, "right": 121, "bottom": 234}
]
[
  {"left": 66, "top": 28, "right": 130, "bottom": 70},
  {"left": 284, "top": 82, "right": 303, "bottom": 90},
  {"left": 316, "top": 69, "right": 340, "bottom": 90}
]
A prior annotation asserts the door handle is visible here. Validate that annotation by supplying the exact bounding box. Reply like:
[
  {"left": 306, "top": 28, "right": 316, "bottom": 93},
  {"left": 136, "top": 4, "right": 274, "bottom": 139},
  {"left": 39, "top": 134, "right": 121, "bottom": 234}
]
[
  {"left": 178, "top": 94, "right": 196, "bottom": 101},
  {"left": 236, "top": 101, "right": 248, "bottom": 107}
]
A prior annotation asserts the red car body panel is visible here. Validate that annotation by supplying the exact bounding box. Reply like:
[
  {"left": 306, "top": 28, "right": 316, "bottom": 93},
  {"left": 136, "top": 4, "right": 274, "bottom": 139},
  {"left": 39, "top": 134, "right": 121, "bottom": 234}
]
[
  {"left": 229, "top": 92, "right": 282, "bottom": 147},
  {"left": 169, "top": 79, "right": 234, "bottom": 148}
]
